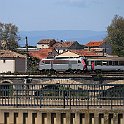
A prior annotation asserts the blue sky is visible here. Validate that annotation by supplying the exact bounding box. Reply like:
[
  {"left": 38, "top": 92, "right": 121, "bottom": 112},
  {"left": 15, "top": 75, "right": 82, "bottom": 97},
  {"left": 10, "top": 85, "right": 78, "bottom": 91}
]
[{"left": 0, "top": 0, "right": 124, "bottom": 31}]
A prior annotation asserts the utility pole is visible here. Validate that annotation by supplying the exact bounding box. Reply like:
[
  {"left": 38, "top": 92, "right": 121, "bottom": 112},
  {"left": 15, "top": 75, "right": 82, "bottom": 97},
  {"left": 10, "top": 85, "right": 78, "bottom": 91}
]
[
  {"left": 25, "top": 36, "right": 28, "bottom": 54},
  {"left": 25, "top": 36, "right": 28, "bottom": 72}
]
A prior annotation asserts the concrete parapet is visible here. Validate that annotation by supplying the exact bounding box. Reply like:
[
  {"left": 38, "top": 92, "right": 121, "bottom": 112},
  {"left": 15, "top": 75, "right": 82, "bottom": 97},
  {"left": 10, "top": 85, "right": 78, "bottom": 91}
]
[{"left": 0, "top": 108, "right": 124, "bottom": 124}]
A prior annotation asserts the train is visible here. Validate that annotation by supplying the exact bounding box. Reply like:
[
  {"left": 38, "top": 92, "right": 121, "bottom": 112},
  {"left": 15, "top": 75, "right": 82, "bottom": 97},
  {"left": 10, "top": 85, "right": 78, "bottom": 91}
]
[{"left": 38, "top": 57, "right": 124, "bottom": 74}]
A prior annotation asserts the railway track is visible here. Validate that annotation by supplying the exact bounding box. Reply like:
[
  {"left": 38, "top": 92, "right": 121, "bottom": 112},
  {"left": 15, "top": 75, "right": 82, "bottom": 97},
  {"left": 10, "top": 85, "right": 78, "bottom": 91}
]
[{"left": 0, "top": 71, "right": 124, "bottom": 80}]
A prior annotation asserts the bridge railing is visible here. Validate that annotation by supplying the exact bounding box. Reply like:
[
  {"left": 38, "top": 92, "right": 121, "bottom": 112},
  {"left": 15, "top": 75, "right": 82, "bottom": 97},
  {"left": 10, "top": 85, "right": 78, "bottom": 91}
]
[{"left": 0, "top": 83, "right": 124, "bottom": 108}]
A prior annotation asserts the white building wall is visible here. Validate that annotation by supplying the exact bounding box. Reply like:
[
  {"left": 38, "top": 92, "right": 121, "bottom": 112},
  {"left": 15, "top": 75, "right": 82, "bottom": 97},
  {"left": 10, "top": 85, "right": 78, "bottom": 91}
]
[
  {"left": 0, "top": 59, "right": 15, "bottom": 73},
  {"left": 37, "top": 44, "right": 49, "bottom": 49},
  {"left": 59, "top": 49, "right": 64, "bottom": 53}
]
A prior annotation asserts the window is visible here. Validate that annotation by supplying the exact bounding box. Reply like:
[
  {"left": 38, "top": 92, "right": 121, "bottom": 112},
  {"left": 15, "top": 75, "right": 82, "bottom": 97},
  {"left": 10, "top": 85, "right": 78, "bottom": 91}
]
[
  {"left": 78, "top": 60, "right": 81, "bottom": 63},
  {"left": 108, "top": 61, "right": 112, "bottom": 65},
  {"left": 3, "top": 60, "right": 6, "bottom": 63},
  {"left": 102, "top": 61, "right": 107, "bottom": 65},
  {"left": 96, "top": 61, "right": 102, "bottom": 66},
  {"left": 45, "top": 60, "right": 50, "bottom": 64},
  {"left": 113, "top": 61, "right": 118, "bottom": 65},
  {"left": 119, "top": 61, "right": 124, "bottom": 65}
]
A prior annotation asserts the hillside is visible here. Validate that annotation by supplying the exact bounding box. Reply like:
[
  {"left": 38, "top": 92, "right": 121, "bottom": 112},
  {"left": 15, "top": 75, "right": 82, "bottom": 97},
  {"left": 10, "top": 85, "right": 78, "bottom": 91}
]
[{"left": 19, "top": 30, "right": 107, "bottom": 46}]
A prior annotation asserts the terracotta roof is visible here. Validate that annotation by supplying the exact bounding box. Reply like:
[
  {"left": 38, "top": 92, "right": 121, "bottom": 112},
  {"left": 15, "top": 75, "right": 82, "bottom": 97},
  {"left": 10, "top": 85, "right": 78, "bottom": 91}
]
[
  {"left": 37, "top": 39, "right": 56, "bottom": 44},
  {"left": 0, "top": 50, "right": 26, "bottom": 58},
  {"left": 53, "top": 41, "right": 75, "bottom": 48},
  {"left": 85, "top": 41, "right": 105, "bottom": 47},
  {"left": 69, "top": 50, "right": 100, "bottom": 57},
  {"left": 29, "top": 48, "right": 54, "bottom": 59}
]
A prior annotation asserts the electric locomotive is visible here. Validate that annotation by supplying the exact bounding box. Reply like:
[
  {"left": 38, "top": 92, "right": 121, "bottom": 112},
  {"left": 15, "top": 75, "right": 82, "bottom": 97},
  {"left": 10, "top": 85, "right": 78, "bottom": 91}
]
[{"left": 39, "top": 57, "right": 87, "bottom": 74}]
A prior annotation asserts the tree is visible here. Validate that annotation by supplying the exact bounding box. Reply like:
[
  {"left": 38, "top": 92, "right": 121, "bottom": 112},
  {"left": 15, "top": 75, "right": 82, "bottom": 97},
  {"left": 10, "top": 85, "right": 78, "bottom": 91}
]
[
  {"left": 28, "top": 56, "right": 40, "bottom": 72},
  {"left": 0, "top": 22, "right": 20, "bottom": 51},
  {"left": 105, "top": 15, "right": 124, "bottom": 56}
]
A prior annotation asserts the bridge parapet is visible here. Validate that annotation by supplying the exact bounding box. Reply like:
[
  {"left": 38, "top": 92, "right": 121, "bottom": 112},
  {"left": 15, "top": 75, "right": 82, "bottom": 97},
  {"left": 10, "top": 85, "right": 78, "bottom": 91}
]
[
  {"left": 0, "top": 108, "right": 124, "bottom": 124},
  {"left": 0, "top": 83, "right": 124, "bottom": 109}
]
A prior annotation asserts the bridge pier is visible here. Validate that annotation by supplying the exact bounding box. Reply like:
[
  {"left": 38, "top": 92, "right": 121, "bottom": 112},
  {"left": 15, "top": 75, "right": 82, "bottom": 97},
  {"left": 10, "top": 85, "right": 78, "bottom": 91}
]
[
  {"left": 0, "top": 108, "right": 124, "bottom": 124},
  {"left": 56, "top": 113, "right": 61, "bottom": 124},
  {"left": 0, "top": 110, "right": 4, "bottom": 124}
]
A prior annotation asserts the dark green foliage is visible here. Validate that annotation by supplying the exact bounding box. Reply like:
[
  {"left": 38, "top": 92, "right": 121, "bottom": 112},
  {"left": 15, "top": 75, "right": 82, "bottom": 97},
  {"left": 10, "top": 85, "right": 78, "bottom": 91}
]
[
  {"left": 99, "top": 85, "right": 124, "bottom": 100},
  {"left": 27, "top": 56, "right": 40, "bottom": 72},
  {"left": 0, "top": 22, "right": 20, "bottom": 51},
  {"left": 105, "top": 15, "right": 124, "bottom": 56}
]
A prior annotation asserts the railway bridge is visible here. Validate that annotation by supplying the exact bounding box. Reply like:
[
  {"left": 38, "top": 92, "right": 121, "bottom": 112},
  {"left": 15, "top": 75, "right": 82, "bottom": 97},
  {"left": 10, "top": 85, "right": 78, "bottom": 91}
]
[{"left": 0, "top": 74, "right": 124, "bottom": 124}]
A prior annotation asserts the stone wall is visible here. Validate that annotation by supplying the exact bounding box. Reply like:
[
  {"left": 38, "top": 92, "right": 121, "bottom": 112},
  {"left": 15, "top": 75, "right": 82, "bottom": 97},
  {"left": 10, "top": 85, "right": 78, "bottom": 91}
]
[{"left": 0, "top": 108, "right": 124, "bottom": 124}]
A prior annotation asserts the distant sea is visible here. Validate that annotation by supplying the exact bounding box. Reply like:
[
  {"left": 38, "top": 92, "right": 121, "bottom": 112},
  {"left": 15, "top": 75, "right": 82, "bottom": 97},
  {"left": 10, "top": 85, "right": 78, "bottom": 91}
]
[{"left": 18, "top": 30, "right": 107, "bottom": 47}]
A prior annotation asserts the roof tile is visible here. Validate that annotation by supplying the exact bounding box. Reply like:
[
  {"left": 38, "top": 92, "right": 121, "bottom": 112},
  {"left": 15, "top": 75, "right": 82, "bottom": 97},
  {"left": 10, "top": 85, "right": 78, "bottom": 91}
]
[
  {"left": 53, "top": 41, "right": 75, "bottom": 48},
  {"left": 37, "top": 39, "right": 56, "bottom": 44},
  {"left": 29, "top": 48, "right": 54, "bottom": 59},
  {"left": 0, "top": 50, "right": 26, "bottom": 58},
  {"left": 85, "top": 41, "right": 105, "bottom": 47},
  {"left": 69, "top": 50, "right": 101, "bottom": 57}
]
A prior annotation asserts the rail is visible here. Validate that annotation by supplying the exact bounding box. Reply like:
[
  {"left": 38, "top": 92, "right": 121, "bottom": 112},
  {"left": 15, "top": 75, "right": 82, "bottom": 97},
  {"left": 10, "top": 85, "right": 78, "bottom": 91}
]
[{"left": 0, "top": 83, "right": 124, "bottom": 109}]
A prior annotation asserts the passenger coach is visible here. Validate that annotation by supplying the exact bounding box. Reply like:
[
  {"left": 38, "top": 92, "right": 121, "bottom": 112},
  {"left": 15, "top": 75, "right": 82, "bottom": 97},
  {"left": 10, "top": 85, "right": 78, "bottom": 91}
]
[{"left": 87, "top": 57, "right": 124, "bottom": 71}]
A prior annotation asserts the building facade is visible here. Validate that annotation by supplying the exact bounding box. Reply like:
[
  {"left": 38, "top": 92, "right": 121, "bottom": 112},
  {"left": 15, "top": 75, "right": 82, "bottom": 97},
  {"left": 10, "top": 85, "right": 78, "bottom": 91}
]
[
  {"left": 37, "top": 39, "right": 56, "bottom": 49},
  {"left": 53, "top": 41, "right": 85, "bottom": 54},
  {"left": 0, "top": 50, "right": 26, "bottom": 73},
  {"left": 85, "top": 40, "right": 112, "bottom": 55}
]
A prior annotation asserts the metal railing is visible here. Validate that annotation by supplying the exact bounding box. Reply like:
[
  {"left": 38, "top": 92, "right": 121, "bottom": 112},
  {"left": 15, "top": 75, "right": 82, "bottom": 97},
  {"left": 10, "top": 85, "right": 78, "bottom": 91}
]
[{"left": 0, "top": 83, "right": 124, "bottom": 109}]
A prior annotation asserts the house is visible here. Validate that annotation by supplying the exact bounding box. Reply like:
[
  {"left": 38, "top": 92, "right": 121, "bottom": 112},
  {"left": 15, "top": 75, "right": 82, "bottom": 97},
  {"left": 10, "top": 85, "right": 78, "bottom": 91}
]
[
  {"left": 55, "top": 51, "right": 80, "bottom": 58},
  {"left": 55, "top": 50, "right": 101, "bottom": 59},
  {"left": 70, "top": 50, "right": 102, "bottom": 58},
  {"left": 0, "top": 50, "right": 26, "bottom": 73},
  {"left": 53, "top": 41, "right": 85, "bottom": 54},
  {"left": 37, "top": 39, "right": 56, "bottom": 49},
  {"left": 29, "top": 48, "right": 58, "bottom": 60},
  {"left": 85, "top": 40, "right": 112, "bottom": 55}
]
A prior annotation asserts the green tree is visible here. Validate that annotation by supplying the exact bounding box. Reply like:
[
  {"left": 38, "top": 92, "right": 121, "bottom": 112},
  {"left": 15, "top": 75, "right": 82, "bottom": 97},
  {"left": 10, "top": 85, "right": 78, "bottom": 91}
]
[
  {"left": 0, "top": 22, "right": 20, "bottom": 51},
  {"left": 105, "top": 15, "right": 124, "bottom": 56},
  {"left": 28, "top": 56, "right": 40, "bottom": 72}
]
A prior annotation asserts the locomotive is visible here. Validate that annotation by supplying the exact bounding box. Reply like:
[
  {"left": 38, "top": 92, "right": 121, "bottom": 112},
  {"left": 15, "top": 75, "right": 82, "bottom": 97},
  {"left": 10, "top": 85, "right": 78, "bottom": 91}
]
[{"left": 39, "top": 57, "right": 87, "bottom": 74}]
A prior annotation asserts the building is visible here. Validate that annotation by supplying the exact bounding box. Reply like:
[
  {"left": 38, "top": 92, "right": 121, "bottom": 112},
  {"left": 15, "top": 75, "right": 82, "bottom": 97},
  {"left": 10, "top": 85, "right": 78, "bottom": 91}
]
[
  {"left": 85, "top": 40, "right": 112, "bottom": 55},
  {"left": 37, "top": 39, "right": 56, "bottom": 49},
  {"left": 55, "top": 50, "right": 101, "bottom": 59},
  {"left": 29, "top": 48, "right": 58, "bottom": 60},
  {"left": 0, "top": 50, "right": 26, "bottom": 73},
  {"left": 53, "top": 41, "right": 85, "bottom": 54}
]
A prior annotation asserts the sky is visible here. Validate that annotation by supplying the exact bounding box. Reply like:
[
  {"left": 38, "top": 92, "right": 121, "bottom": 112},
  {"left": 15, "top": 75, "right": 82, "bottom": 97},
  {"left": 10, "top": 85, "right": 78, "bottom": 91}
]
[{"left": 0, "top": 0, "right": 124, "bottom": 31}]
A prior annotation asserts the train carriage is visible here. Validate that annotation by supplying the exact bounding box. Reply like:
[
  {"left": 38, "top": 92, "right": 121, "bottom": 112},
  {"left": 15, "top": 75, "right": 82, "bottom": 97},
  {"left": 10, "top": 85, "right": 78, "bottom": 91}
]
[{"left": 87, "top": 57, "right": 124, "bottom": 71}]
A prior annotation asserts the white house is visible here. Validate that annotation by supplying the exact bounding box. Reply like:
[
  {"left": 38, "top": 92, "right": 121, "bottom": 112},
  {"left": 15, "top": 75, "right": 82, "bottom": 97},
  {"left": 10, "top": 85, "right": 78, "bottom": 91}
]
[
  {"left": 37, "top": 39, "right": 56, "bottom": 49},
  {"left": 0, "top": 50, "right": 27, "bottom": 73}
]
